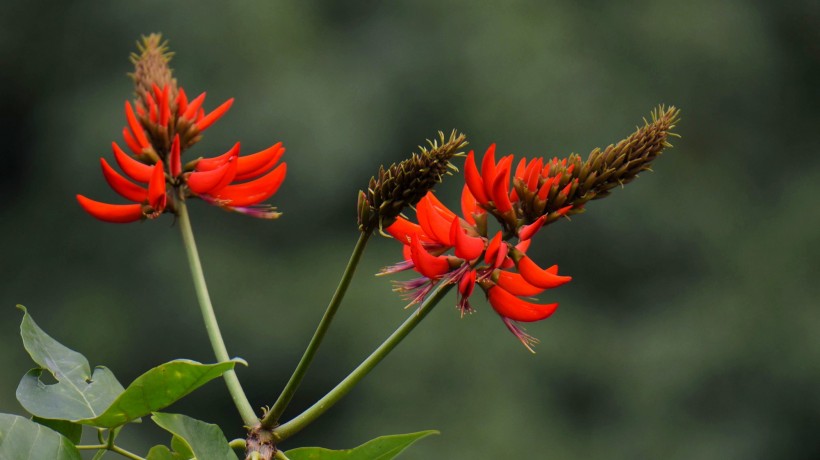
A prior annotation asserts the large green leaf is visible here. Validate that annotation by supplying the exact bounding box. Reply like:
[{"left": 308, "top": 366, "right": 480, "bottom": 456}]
[
  {"left": 82, "top": 359, "right": 238, "bottom": 428},
  {"left": 31, "top": 416, "right": 82, "bottom": 444},
  {"left": 15, "top": 305, "right": 125, "bottom": 421},
  {"left": 285, "top": 431, "right": 438, "bottom": 460},
  {"left": 152, "top": 412, "right": 237, "bottom": 460},
  {"left": 146, "top": 445, "right": 186, "bottom": 460},
  {"left": 0, "top": 413, "right": 82, "bottom": 460}
]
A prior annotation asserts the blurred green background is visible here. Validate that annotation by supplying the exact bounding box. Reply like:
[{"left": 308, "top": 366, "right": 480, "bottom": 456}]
[{"left": 1, "top": 1, "right": 819, "bottom": 458}]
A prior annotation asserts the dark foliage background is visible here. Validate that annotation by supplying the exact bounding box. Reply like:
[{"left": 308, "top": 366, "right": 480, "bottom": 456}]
[{"left": 1, "top": 1, "right": 819, "bottom": 458}]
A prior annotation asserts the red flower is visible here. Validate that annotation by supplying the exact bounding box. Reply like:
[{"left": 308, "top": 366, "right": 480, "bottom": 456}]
[
  {"left": 382, "top": 174, "right": 571, "bottom": 352},
  {"left": 77, "top": 84, "right": 287, "bottom": 223}
]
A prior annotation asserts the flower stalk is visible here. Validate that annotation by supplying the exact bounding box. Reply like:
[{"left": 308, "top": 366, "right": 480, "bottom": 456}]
[
  {"left": 261, "top": 231, "right": 372, "bottom": 428},
  {"left": 271, "top": 281, "right": 454, "bottom": 442},
  {"left": 177, "top": 194, "right": 258, "bottom": 426}
]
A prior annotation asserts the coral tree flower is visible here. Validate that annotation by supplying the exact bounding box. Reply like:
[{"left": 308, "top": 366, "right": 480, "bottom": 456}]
[
  {"left": 382, "top": 169, "right": 572, "bottom": 352},
  {"left": 77, "top": 34, "right": 286, "bottom": 223}
]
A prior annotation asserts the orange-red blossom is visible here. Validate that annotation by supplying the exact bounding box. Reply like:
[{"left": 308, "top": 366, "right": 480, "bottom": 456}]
[
  {"left": 77, "top": 84, "right": 286, "bottom": 223},
  {"left": 383, "top": 145, "right": 574, "bottom": 352}
]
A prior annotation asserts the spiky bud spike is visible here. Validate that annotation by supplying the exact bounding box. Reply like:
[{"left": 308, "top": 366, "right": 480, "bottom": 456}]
[
  {"left": 130, "top": 33, "right": 178, "bottom": 107},
  {"left": 516, "top": 105, "right": 681, "bottom": 226},
  {"left": 358, "top": 130, "right": 468, "bottom": 233}
]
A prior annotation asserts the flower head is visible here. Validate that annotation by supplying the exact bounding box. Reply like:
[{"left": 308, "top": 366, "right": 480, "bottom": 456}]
[
  {"left": 382, "top": 186, "right": 571, "bottom": 352},
  {"left": 77, "top": 34, "right": 286, "bottom": 223}
]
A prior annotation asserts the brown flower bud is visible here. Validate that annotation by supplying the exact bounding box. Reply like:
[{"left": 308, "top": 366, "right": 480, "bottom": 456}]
[{"left": 358, "top": 130, "right": 468, "bottom": 233}]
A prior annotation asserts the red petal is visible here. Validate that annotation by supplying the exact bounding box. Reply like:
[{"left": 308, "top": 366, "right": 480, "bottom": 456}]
[
  {"left": 169, "top": 135, "right": 182, "bottom": 178},
  {"left": 410, "top": 233, "right": 450, "bottom": 279},
  {"left": 494, "top": 270, "right": 545, "bottom": 296},
  {"left": 525, "top": 158, "right": 543, "bottom": 191},
  {"left": 516, "top": 255, "right": 572, "bottom": 289},
  {"left": 76, "top": 195, "right": 143, "bottom": 223},
  {"left": 112, "top": 142, "right": 152, "bottom": 183},
  {"left": 385, "top": 217, "right": 424, "bottom": 244},
  {"left": 124, "top": 101, "right": 149, "bottom": 148},
  {"left": 196, "top": 98, "right": 234, "bottom": 131},
  {"left": 484, "top": 231, "right": 503, "bottom": 264},
  {"left": 425, "top": 191, "right": 457, "bottom": 222},
  {"left": 491, "top": 156, "right": 513, "bottom": 213},
  {"left": 416, "top": 194, "right": 453, "bottom": 246},
  {"left": 122, "top": 128, "right": 143, "bottom": 155},
  {"left": 537, "top": 176, "right": 557, "bottom": 201},
  {"left": 196, "top": 143, "right": 241, "bottom": 171},
  {"left": 514, "top": 157, "right": 527, "bottom": 180},
  {"left": 100, "top": 158, "right": 147, "bottom": 202},
  {"left": 450, "top": 218, "right": 485, "bottom": 261},
  {"left": 235, "top": 142, "right": 284, "bottom": 180},
  {"left": 188, "top": 156, "right": 238, "bottom": 194},
  {"left": 148, "top": 162, "right": 167, "bottom": 212},
  {"left": 488, "top": 286, "right": 559, "bottom": 322},
  {"left": 480, "top": 144, "right": 497, "bottom": 200},
  {"left": 145, "top": 92, "right": 158, "bottom": 123},
  {"left": 518, "top": 215, "right": 546, "bottom": 241},
  {"left": 459, "top": 269, "right": 476, "bottom": 297},
  {"left": 464, "top": 150, "right": 489, "bottom": 205},
  {"left": 182, "top": 92, "right": 206, "bottom": 120},
  {"left": 159, "top": 85, "right": 171, "bottom": 127},
  {"left": 176, "top": 88, "right": 189, "bottom": 116},
  {"left": 460, "top": 184, "right": 483, "bottom": 226},
  {"left": 211, "top": 162, "right": 286, "bottom": 207}
]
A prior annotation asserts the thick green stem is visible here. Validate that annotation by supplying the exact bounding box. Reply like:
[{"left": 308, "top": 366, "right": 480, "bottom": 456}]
[
  {"left": 261, "top": 231, "right": 371, "bottom": 428},
  {"left": 177, "top": 198, "right": 259, "bottom": 426},
  {"left": 272, "top": 282, "right": 454, "bottom": 442}
]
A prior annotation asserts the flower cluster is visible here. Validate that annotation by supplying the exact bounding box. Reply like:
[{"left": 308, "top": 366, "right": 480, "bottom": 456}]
[
  {"left": 381, "top": 106, "right": 679, "bottom": 351},
  {"left": 382, "top": 145, "right": 573, "bottom": 352},
  {"left": 77, "top": 34, "right": 286, "bottom": 223}
]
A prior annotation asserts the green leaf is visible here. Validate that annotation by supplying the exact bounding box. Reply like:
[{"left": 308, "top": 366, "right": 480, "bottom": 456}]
[
  {"left": 152, "top": 412, "right": 237, "bottom": 460},
  {"left": 31, "top": 416, "right": 82, "bottom": 444},
  {"left": 16, "top": 305, "right": 126, "bottom": 421},
  {"left": 285, "top": 431, "right": 438, "bottom": 460},
  {"left": 0, "top": 413, "right": 82, "bottom": 460},
  {"left": 82, "top": 359, "right": 238, "bottom": 428},
  {"left": 171, "top": 435, "right": 196, "bottom": 458},
  {"left": 146, "top": 445, "right": 186, "bottom": 460}
]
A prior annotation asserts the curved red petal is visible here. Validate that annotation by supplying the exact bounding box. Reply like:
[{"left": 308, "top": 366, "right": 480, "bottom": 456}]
[
  {"left": 480, "top": 144, "right": 498, "bottom": 199},
  {"left": 525, "top": 158, "right": 543, "bottom": 191},
  {"left": 488, "top": 286, "right": 559, "bottom": 322},
  {"left": 517, "top": 255, "right": 572, "bottom": 289},
  {"left": 416, "top": 194, "right": 453, "bottom": 246},
  {"left": 211, "top": 162, "right": 286, "bottom": 207},
  {"left": 124, "top": 101, "right": 150, "bottom": 148},
  {"left": 122, "top": 127, "right": 142, "bottom": 155},
  {"left": 188, "top": 156, "right": 238, "bottom": 194},
  {"left": 169, "top": 135, "right": 182, "bottom": 177},
  {"left": 148, "top": 162, "right": 167, "bottom": 212},
  {"left": 494, "top": 270, "right": 545, "bottom": 296},
  {"left": 451, "top": 218, "right": 485, "bottom": 261},
  {"left": 76, "top": 195, "right": 143, "bottom": 223},
  {"left": 514, "top": 157, "right": 527, "bottom": 180},
  {"left": 484, "top": 231, "right": 503, "bottom": 264},
  {"left": 464, "top": 150, "right": 489, "bottom": 205},
  {"left": 410, "top": 233, "right": 450, "bottom": 279},
  {"left": 176, "top": 88, "right": 189, "bottom": 116},
  {"left": 518, "top": 215, "right": 546, "bottom": 241},
  {"left": 182, "top": 92, "right": 206, "bottom": 120},
  {"left": 425, "top": 191, "right": 457, "bottom": 222},
  {"left": 112, "top": 142, "right": 152, "bottom": 183},
  {"left": 235, "top": 142, "right": 284, "bottom": 180},
  {"left": 491, "top": 157, "right": 513, "bottom": 213},
  {"left": 458, "top": 269, "right": 476, "bottom": 297},
  {"left": 385, "top": 217, "right": 424, "bottom": 244},
  {"left": 100, "top": 158, "right": 147, "bottom": 203},
  {"left": 196, "top": 98, "right": 234, "bottom": 131},
  {"left": 460, "top": 184, "right": 479, "bottom": 225},
  {"left": 196, "top": 142, "right": 241, "bottom": 171}
]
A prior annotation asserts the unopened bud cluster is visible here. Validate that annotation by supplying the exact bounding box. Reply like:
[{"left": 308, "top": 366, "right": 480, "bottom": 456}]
[{"left": 358, "top": 130, "right": 468, "bottom": 233}]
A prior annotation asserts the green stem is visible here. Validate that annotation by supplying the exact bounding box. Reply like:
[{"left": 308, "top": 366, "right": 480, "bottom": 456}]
[
  {"left": 261, "top": 231, "right": 371, "bottom": 428},
  {"left": 274, "top": 450, "right": 293, "bottom": 460},
  {"left": 177, "top": 198, "right": 259, "bottom": 426},
  {"left": 110, "top": 445, "right": 146, "bottom": 460},
  {"left": 272, "top": 282, "right": 454, "bottom": 442}
]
